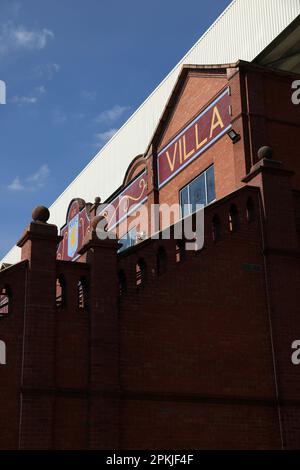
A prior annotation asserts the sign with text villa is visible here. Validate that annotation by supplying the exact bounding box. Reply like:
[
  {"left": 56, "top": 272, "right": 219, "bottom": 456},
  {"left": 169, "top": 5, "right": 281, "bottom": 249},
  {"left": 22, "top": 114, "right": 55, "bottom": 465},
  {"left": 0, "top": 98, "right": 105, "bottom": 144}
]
[{"left": 158, "top": 87, "right": 231, "bottom": 187}]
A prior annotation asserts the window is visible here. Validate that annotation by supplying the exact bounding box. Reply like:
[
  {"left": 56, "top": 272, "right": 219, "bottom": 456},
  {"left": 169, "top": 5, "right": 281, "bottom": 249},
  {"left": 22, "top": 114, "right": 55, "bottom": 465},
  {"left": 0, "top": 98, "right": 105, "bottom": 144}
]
[
  {"left": 180, "top": 165, "right": 216, "bottom": 217},
  {"left": 176, "top": 240, "right": 186, "bottom": 263},
  {"left": 246, "top": 197, "right": 255, "bottom": 223},
  {"left": 157, "top": 247, "right": 167, "bottom": 276},
  {"left": 206, "top": 165, "right": 216, "bottom": 204},
  {"left": 212, "top": 215, "right": 221, "bottom": 242},
  {"left": 180, "top": 186, "right": 189, "bottom": 218},
  {"left": 190, "top": 173, "right": 206, "bottom": 211},
  {"left": 229, "top": 204, "right": 240, "bottom": 232},
  {"left": 136, "top": 259, "right": 147, "bottom": 287},
  {"left": 56, "top": 276, "right": 66, "bottom": 308},
  {"left": 78, "top": 278, "right": 89, "bottom": 310},
  {"left": 118, "top": 227, "right": 137, "bottom": 253},
  {"left": 0, "top": 340, "right": 6, "bottom": 365},
  {"left": 0, "top": 286, "right": 10, "bottom": 318},
  {"left": 118, "top": 270, "right": 127, "bottom": 295}
]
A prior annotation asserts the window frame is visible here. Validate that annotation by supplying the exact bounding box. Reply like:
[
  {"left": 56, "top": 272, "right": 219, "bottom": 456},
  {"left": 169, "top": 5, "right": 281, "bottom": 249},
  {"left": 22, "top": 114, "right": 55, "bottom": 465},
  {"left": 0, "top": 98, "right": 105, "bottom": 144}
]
[
  {"left": 0, "top": 286, "right": 11, "bottom": 319},
  {"left": 179, "top": 165, "right": 216, "bottom": 218},
  {"left": 118, "top": 226, "right": 137, "bottom": 253},
  {"left": 56, "top": 275, "right": 66, "bottom": 309},
  {"left": 77, "top": 277, "right": 89, "bottom": 311}
]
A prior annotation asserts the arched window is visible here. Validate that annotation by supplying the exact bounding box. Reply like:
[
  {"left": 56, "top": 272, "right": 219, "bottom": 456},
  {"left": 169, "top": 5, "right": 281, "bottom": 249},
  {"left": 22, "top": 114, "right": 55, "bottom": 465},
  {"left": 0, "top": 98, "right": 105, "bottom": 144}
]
[
  {"left": 56, "top": 276, "right": 66, "bottom": 308},
  {"left": 136, "top": 259, "right": 147, "bottom": 287},
  {"left": 229, "top": 204, "right": 240, "bottom": 233},
  {"left": 176, "top": 240, "right": 186, "bottom": 263},
  {"left": 246, "top": 197, "right": 255, "bottom": 223},
  {"left": 118, "top": 270, "right": 127, "bottom": 295},
  {"left": 212, "top": 215, "right": 221, "bottom": 242},
  {"left": 78, "top": 277, "right": 89, "bottom": 310},
  {"left": 0, "top": 340, "right": 6, "bottom": 365},
  {"left": 157, "top": 247, "right": 168, "bottom": 276},
  {"left": 0, "top": 286, "right": 11, "bottom": 318}
]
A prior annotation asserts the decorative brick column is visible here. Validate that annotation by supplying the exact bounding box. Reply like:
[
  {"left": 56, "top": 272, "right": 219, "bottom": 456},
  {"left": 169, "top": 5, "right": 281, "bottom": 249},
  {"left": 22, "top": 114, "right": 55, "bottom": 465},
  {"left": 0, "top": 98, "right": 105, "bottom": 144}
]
[
  {"left": 243, "top": 148, "right": 300, "bottom": 449},
  {"left": 79, "top": 223, "right": 120, "bottom": 449},
  {"left": 17, "top": 206, "right": 61, "bottom": 449},
  {"left": 145, "top": 144, "right": 159, "bottom": 235}
]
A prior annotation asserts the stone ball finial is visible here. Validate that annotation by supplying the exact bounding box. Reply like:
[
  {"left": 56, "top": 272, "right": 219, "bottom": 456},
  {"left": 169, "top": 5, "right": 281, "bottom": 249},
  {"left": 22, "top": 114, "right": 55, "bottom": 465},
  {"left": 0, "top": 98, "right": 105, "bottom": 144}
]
[
  {"left": 258, "top": 146, "right": 273, "bottom": 160},
  {"left": 32, "top": 205, "right": 50, "bottom": 223},
  {"left": 91, "top": 215, "right": 107, "bottom": 232},
  {"left": 94, "top": 196, "right": 101, "bottom": 204}
]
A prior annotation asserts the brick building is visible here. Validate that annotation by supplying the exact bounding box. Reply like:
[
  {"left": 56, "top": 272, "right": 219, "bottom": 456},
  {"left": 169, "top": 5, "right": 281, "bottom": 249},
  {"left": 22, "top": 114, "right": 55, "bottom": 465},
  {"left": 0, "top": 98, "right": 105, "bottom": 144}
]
[{"left": 1, "top": 58, "right": 300, "bottom": 449}]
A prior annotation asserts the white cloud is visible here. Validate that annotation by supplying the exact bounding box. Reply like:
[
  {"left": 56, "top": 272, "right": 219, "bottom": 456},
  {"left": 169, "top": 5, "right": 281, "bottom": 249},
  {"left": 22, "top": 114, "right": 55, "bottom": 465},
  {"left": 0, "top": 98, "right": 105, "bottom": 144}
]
[
  {"left": 33, "top": 63, "right": 60, "bottom": 79},
  {"left": 13, "top": 27, "right": 53, "bottom": 49},
  {"left": 7, "top": 177, "right": 24, "bottom": 191},
  {"left": 27, "top": 164, "right": 50, "bottom": 187},
  {"left": 0, "top": 22, "right": 54, "bottom": 57},
  {"left": 7, "top": 164, "right": 50, "bottom": 191},
  {"left": 11, "top": 95, "right": 37, "bottom": 105},
  {"left": 94, "top": 105, "right": 130, "bottom": 124},
  {"left": 72, "top": 112, "right": 86, "bottom": 120},
  {"left": 95, "top": 128, "right": 118, "bottom": 146},
  {"left": 52, "top": 108, "right": 67, "bottom": 124},
  {"left": 82, "top": 90, "right": 97, "bottom": 100},
  {"left": 35, "top": 85, "right": 46, "bottom": 94},
  {"left": 11, "top": 85, "right": 46, "bottom": 105}
]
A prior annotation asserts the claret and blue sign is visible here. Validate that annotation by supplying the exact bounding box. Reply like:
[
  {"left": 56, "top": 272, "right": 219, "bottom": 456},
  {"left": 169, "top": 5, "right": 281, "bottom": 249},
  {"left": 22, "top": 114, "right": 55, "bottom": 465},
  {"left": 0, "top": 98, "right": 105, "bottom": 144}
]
[{"left": 157, "top": 87, "right": 231, "bottom": 188}]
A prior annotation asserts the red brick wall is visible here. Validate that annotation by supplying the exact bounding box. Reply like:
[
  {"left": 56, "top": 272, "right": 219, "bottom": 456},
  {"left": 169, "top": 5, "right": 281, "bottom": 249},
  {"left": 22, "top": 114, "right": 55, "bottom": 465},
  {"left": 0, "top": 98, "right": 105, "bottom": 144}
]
[
  {"left": 1, "top": 63, "right": 300, "bottom": 450},
  {"left": 0, "top": 261, "right": 27, "bottom": 449},
  {"left": 117, "top": 186, "right": 283, "bottom": 449},
  {"left": 159, "top": 72, "right": 228, "bottom": 151},
  {"left": 239, "top": 66, "right": 300, "bottom": 188},
  {"left": 264, "top": 73, "right": 300, "bottom": 190},
  {"left": 1, "top": 183, "right": 299, "bottom": 449},
  {"left": 120, "top": 400, "right": 280, "bottom": 450}
]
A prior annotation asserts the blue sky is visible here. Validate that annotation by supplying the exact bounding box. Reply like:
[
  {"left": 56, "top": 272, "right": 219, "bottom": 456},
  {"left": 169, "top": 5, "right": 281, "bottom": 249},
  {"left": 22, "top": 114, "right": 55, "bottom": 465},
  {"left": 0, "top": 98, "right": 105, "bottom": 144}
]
[{"left": 0, "top": 0, "right": 231, "bottom": 258}]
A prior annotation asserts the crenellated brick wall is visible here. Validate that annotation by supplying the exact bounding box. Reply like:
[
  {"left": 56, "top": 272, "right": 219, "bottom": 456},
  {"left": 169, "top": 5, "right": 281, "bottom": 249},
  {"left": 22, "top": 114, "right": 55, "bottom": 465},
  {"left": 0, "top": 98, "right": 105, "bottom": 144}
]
[{"left": 1, "top": 61, "right": 300, "bottom": 450}]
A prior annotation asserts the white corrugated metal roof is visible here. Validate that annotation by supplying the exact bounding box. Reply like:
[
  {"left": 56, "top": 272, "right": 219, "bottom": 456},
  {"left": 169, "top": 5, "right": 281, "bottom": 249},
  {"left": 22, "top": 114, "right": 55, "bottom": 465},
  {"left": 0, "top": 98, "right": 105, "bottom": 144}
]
[{"left": 2, "top": 0, "right": 300, "bottom": 264}]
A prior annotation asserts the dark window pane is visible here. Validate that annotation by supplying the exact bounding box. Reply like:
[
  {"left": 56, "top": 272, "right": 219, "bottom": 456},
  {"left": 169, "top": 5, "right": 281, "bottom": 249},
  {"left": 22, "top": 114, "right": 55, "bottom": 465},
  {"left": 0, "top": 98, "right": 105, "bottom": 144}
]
[
  {"left": 118, "top": 227, "right": 136, "bottom": 253},
  {"left": 190, "top": 173, "right": 206, "bottom": 212},
  {"left": 206, "top": 165, "right": 216, "bottom": 204},
  {"left": 119, "top": 233, "right": 132, "bottom": 253},
  {"left": 0, "top": 293, "right": 9, "bottom": 316},
  {"left": 129, "top": 227, "right": 137, "bottom": 245},
  {"left": 180, "top": 186, "right": 190, "bottom": 217}
]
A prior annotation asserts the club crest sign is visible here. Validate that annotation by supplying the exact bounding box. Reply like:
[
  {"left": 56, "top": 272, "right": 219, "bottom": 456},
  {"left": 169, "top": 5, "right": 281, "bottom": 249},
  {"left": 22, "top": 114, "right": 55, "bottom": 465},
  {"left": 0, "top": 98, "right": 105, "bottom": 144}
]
[
  {"left": 57, "top": 198, "right": 92, "bottom": 261},
  {"left": 67, "top": 214, "right": 79, "bottom": 258}
]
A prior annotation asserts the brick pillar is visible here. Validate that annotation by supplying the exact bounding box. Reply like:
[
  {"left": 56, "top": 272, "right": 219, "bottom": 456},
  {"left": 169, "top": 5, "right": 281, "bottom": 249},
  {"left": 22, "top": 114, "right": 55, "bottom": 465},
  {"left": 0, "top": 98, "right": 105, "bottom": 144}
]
[
  {"left": 227, "top": 65, "right": 252, "bottom": 186},
  {"left": 243, "top": 150, "right": 300, "bottom": 449},
  {"left": 17, "top": 206, "right": 61, "bottom": 449},
  {"left": 79, "top": 225, "right": 120, "bottom": 449},
  {"left": 145, "top": 145, "right": 159, "bottom": 236},
  {"left": 244, "top": 68, "right": 269, "bottom": 166},
  {"left": 242, "top": 149, "right": 297, "bottom": 251}
]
